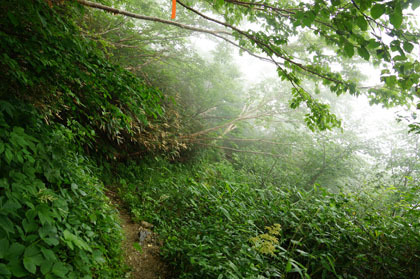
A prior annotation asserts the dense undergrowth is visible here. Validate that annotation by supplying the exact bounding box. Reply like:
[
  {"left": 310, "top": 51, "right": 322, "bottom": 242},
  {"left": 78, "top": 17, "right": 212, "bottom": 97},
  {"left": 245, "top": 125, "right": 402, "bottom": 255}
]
[
  {"left": 113, "top": 157, "right": 420, "bottom": 279},
  {"left": 0, "top": 0, "right": 160, "bottom": 277},
  {"left": 0, "top": 0, "right": 162, "bottom": 157},
  {"left": 0, "top": 101, "right": 125, "bottom": 278}
]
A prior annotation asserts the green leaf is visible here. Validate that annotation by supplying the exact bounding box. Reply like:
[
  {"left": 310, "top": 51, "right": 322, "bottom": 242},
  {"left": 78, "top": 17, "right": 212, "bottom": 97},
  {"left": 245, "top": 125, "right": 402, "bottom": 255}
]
[
  {"left": 24, "top": 245, "right": 40, "bottom": 258},
  {"left": 63, "top": 229, "right": 91, "bottom": 251},
  {"left": 384, "top": 75, "right": 397, "bottom": 87},
  {"left": 8, "top": 259, "right": 28, "bottom": 278},
  {"left": 344, "top": 43, "right": 354, "bottom": 57},
  {"left": 403, "top": 41, "right": 414, "bottom": 53},
  {"left": 38, "top": 210, "right": 53, "bottom": 225},
  {"left": 355, "top": 16, "right": 368, "bottom": 31},
  {"left": 370, "top": 4, "right": 385, "bottom": 19},
  {"left": 7, "top": 12, "right": 18, "bottom": 27},
  {"left": 63, "top": 229, "right": 72, "bottom": 240},
  {"left": 43, "top": 237, "right": 59, "bottom": 246},
  {"left": 25, "top": 209, "right": 37, "bottom": 220},
  {"left": 2, "top": 200, "right": 21, "bottom": 214},
  {"left": 71, "top": 183, "right": 78, "bottom": 190},
  {"left": 302, "top": 11, "right": 315, "bottom": 27},
  {"left": 4, "top": 148, "right": 13, "bottom": 164},
  {"left": 40, "top": 260, "right": 53, "bottom": 275},
  {"left": 41, "top": 248, "right": 56, "bottom": 261},
  {"left": 393, "top": 55, "right": 407, "bottom": 61},
  {"left": 215, "top": 0, "right": 224, "bottom": 9},
  {"left": 331, "top": 0, "right": 340, "bottom": 6},
  {"left": 7, "top": 243, "right": 25, "bottom": 259},
  {"left": 357, "top": 46, "right": 370, "bottom": 60},
  {"left": 23, "top": 257, "right": 37, "bottom": 274},
  {"left": 36, "top": 11, "right": 47, "bottom": 28},
  {"left": 0, "top": 239, "right": 9, "bottom": 259},
  {"left": 367, "top": 39, "right": 381, "bottom": 49},
  {"left": 219, "top": 206, "right": 232, "bottom": 221},
  {"left": 66, "top": 229, "right": 91, "bottom": 250},
  {"left": 23, "top": 246, "right": 43, "bottom": 272},
  {"left": 22, "top": 219, "right": 38, "bottom": 233},
  {"left": 92, "top": 249, "right": 106, "bottom": 264},
  {"left": 285, "top": 259, "right": 292, "bottom": 272},
  {"left": 52, "top": 262, "right": 68, "bottom": 278},
  {"left": 0, "top": 263, "right": 11, "bottom": 277},
  {"left": 390, "top": 7, "right": 403, "bottom": 28},
  {"left": 38, "top": 224, "right": 57, "bottom": 238},
  {"left": 73, "top": 237, "right": 92, "bottom": 252}
]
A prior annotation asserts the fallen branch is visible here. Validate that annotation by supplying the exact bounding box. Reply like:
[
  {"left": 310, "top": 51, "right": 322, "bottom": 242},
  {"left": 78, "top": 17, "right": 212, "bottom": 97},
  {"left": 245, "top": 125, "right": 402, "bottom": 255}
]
[
  {"left": 190, "top": 137, "right": 299, "bottom": 146},
  {"left": 181, "top": 112, "right": 273, "bottom": 139},
  {"left": 197, "top": 143, "right": 286, "bottom": 158}
]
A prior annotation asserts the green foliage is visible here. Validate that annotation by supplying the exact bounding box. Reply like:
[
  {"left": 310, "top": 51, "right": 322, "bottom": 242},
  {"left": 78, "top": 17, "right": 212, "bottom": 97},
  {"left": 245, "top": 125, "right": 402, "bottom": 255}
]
[
  {"left": 2, "top": 1, "right": 420, "bottom": 279},
  {"left": 0, "top": 101, "right": 125, "bottom": 278},
  {"left": 193, "top": 0, "right": 420, "bottom": 130},
  {"left": 0, "top": 0, "right": 163, "bottom": 155},
  {"left": 113, "top": 157, "right": 420, "bottom": 279},
  {"left": 0, "top": 0, "right": 181, "bottom": 277}
]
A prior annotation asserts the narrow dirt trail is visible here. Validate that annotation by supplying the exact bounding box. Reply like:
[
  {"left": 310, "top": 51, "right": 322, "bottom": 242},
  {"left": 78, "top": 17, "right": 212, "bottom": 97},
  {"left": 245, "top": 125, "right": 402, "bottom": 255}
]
[{"left": 106, "top": 190, "right": 170, "bottom": 279}]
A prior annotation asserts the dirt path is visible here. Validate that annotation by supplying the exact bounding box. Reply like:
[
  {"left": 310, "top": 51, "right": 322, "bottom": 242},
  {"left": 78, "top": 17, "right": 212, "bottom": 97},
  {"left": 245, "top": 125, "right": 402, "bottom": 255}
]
[{"left": 106, "top": 190, "right": 170, "bottom": 279}]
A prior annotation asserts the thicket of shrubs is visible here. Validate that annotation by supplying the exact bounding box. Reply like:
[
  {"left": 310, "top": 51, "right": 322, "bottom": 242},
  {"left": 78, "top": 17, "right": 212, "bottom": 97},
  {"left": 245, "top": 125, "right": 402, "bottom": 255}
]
[{"left": 0, "top": 0, "right": 161, "bottom": 277}]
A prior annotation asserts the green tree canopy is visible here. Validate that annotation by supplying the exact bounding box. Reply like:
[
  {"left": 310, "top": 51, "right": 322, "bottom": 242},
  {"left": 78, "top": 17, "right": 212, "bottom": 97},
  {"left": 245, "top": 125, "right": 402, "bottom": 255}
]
[{"left": 78, "top": 0, "right": 420, "bottom": 131}]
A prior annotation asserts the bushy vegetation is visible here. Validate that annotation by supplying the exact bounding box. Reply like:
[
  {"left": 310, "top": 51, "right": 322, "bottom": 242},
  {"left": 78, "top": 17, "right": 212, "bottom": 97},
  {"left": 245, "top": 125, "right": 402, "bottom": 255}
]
[
  {"left": 0, "top": 0, "right": 161, "bottom": 277},
  {"left": 1, "top": 0, "right": 162, "bottom": 156},
  {"left": 113, "top": 156, "right": 420, "bottom": 279},
  {"left": 0, "top": 101, "right": 125, "bottom": 278}
]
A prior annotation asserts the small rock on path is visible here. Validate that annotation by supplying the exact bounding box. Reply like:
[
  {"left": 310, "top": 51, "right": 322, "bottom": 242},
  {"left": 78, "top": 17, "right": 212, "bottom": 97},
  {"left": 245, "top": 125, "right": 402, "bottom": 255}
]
[{"left": 106, "top": 189, "right": 170, "bottom": 279}]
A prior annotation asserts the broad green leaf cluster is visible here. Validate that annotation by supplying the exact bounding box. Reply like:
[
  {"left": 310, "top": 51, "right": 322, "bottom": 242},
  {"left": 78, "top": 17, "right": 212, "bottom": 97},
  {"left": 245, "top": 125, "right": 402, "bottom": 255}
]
[
  {"left": 0, "top": 0, "right": 169, "bottom": 277},
  {"left": 1, "top": 0, "right": 163, "bottom": 155},
  {"left": 0, "top": 101, "right": 124, "bottom": 278}
]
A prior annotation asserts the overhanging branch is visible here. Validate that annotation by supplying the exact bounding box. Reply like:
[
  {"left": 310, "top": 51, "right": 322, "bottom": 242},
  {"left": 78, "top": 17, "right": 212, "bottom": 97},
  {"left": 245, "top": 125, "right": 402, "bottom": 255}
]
[{"left": 76, "top": 0, "right": 232, "bottom": 37}]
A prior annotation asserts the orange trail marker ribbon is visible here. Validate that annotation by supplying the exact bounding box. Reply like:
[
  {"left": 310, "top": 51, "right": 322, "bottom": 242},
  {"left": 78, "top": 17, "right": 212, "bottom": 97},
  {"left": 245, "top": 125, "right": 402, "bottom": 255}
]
[{"left": 171, "top": 0, "right": 176, "bottom": 19}]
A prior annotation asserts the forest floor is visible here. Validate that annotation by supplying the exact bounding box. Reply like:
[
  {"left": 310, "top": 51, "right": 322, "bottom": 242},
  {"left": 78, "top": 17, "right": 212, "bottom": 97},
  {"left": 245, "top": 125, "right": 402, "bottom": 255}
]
[{"left": 106, "top": 189, "right": 170, "bottom": 279}]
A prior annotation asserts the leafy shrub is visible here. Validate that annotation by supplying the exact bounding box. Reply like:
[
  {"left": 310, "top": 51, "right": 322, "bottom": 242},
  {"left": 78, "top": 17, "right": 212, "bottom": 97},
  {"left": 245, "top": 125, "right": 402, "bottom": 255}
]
[
  {"left": 0, "top": 101, "right": 124, "bottom": 278},
  {"left": 0, "top": 0, "right": 163, "bottom": 156},
  {"left": 114, "top": 157, "right": 420, "bottom": 279}
]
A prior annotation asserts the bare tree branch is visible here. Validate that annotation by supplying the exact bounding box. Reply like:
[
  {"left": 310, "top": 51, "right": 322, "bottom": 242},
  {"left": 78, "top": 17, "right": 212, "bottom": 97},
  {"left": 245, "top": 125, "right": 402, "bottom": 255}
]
[
  {"left": 196, "top": 143, "right": 286, "bottom": 158},
  {"left": 76, "top": 0, "right": 232, "bottom": 36},
  {"left": 191, "top": 137, "right": 299, "bottom": 146},
  {"left": 77, "top": 0, "right": 280, "bottom": 66},
  {"left": 177, "top": 0, "right": 344, "bottom": 85}
]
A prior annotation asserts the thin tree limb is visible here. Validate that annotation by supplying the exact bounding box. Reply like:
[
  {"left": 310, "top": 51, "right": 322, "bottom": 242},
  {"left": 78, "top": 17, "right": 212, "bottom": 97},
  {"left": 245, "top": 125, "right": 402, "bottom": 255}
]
[
  {"left": 76, "top": 0, "right": 232, "bottom": 36},
  {"left": 196, "top": 143, "right": 286, "bottom": 158},
  {"left": 177, "top": 0, "right": 344, "bottom": 85},
  {"left": 190, "top": 137, "right": 299, "bottom": 146}
]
